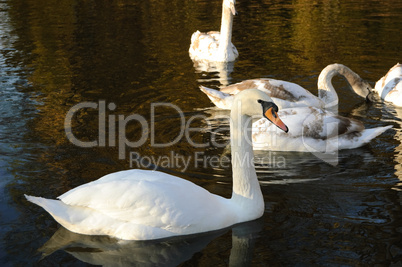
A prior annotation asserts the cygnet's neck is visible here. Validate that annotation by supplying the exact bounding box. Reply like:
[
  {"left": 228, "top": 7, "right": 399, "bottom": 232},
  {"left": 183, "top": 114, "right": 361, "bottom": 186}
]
[{"left": 317, "top": 64, "right": 368, "bottom": 108}]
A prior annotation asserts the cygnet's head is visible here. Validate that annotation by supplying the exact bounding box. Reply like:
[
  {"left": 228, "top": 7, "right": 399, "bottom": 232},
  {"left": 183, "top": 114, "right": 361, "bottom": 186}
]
[{"left": 354, "top": 78, "right": 373, "bottom": 100}]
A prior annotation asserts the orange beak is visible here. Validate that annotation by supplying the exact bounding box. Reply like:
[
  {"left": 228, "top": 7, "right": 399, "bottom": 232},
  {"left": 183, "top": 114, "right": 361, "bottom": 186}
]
[{"left": 264, "top": 107, "right": 289, "bottom": 133}]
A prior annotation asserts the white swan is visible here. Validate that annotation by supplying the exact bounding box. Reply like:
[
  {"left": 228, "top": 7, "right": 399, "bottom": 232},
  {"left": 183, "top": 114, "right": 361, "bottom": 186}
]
[
  {"left": 252, "top": 106, "right": 392, "bottom": 153},
  {"left": 25, "top": 89, "right": 288, "bottom": 241},
  {"left": 200, "top": 63, "right": 372, "bottom": 109},
  {"left": 374, "top": 63, "right": 402, "bottom": 107},
  {"left": 189, "top": 0, "right": 238, "bottom": 62}
]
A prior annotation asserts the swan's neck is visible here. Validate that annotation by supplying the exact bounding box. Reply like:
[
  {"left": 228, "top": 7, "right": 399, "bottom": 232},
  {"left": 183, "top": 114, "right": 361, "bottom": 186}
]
[
  {"left": 218, "top": 2, "right": 234, "bottom": 60},
  {"left": 317, "top": 64, "right": 368, "bottom": 108},
  {"left": 317, "top": 66, "right": 340, "bottom": 108},
  {"left": 230, "top": 102, "right": 264, "bottom": 219}
]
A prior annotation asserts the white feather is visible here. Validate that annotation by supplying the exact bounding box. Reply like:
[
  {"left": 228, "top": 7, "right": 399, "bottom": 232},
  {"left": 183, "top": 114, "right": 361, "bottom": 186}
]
[{"left": 374, "top": 63, "right": 402, "bottom": 107}]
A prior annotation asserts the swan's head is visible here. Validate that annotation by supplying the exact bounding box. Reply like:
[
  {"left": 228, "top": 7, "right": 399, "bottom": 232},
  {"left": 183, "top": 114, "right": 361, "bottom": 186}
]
[
  {"left": 366, "top": 90, "right": 377, "bottom": 102},
  {"left": 258, "top": 100, "right": 289, "bottom": 133},
  {"left": 223, "top": 0, "right": 236, "bottom": 15},
  {"left": 354, "top": 78, "right": 374, "bottom": 101},
  {"left": 233, "top": 89, "right": 288, "bottom": 132}
]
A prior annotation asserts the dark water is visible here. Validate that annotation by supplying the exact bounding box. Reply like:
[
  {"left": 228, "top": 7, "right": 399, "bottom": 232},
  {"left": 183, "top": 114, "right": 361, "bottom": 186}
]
[{"left": 1, "top": 0, "right": 402, "bottom": 265}]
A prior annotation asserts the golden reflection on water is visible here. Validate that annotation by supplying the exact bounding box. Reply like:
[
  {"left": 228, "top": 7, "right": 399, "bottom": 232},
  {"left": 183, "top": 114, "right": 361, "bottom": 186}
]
[{"left": 2, "top": 0, "right": 402, "bottom": 265}]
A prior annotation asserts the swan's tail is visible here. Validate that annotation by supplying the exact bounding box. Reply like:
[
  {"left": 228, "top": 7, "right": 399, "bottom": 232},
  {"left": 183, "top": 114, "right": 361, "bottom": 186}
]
[
  {"left": 300, "top": 125, "right": 393, "bottom": 155},
  {"left": 25, "top": 195, "right": 74, "bottom": 223},
  {"left": 25, "top": 195, "right": 56, "bottom": 210},
  {"left": 200, "top": 86, "right": 233, "bottom": 109},
  {"left": 24, "top": 194, "right": 105, "bottom": 236},
  {"left": 338, "top": 125, "right": 392, "bottom": 149}
]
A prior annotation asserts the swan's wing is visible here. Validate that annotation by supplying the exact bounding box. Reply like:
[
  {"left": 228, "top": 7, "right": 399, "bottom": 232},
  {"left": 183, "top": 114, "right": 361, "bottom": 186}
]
[
  {"left": 310, "top": 112, "right": 365, "bottom": 140},
  {"left": 374, "top": 76, "right": 386, "bottom": 95},
  {"left": 384, "top": 82, "right": 402, "bottom": 107},
  {"left": 220, "top": 79, "right": 262, "bottom": 94},
  {"left": 189, "top": 31, "right": 219, "bottom": 60},
  {"left": 252, "top": 107, "right": 391, "bottom": 152},
  {"left": 221, "top": 79, "right": 322, "bottom": 108},
  {"left": 253, "top": 107, "right": 364, "bottom": 140},
  {"left": 337, "top": 125, "right": 392, "bottom": 150},
  {"left": 253, "top": 107, "right": 311, "bottom": 138},
  {"left": 200, "top": 86, "right": 233, "bottom": 109},
  {"left": 220, "top": 79, "right": 306, "bottom": 98},
  {"left": 375, "top": 63, "right": 402, "bottom": 99},
  {"left": 376, "top": 77, "right": 402, "bottom": 100},
  {"left": 58, "top": 170, "right": 227, "bottom": 228},
  {"left": 381, "top": 63, "right": 402, "bottom": 87}
]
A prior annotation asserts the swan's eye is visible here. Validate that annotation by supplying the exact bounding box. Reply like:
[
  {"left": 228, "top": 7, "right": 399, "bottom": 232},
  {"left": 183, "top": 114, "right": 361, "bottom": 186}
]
[
  {"left": 272, "top": 103, "right": 279, "bottom": 113},
  {"left": 271, "top": 108, "right": 278, "bottom": 118}
]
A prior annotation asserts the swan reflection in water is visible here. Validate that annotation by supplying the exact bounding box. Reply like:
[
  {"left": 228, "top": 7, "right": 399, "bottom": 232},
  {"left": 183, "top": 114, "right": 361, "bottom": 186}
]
[
  {"left": 38, "top": 218, "right": 263, "bottom": 266},
  {"left": 392, "top": 107, "right": 402, "bottom": 186},
  {"left": 193, "top": 60, "right": 235, "bottom": 87}
]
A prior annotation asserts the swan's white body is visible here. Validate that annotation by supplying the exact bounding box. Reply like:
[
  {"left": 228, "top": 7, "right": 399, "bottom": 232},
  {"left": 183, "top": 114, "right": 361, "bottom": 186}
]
[
  {"left": 26, "top": 170, "right": 237, "bottom": 240},
  {"left": 201, "top": 64, "right": 372, "bottom": 110},
  {"left": 374, "top": 63, "right": 402, "bottom": 107},
  {"left": 189, "top": 0, "right": 238, "bottom": 62},
  {"left": 25, "top": 90, "right": 281, "bottom": 241},
  {"left": 252, "top": 106, "right": 392, "bottom": 152}
]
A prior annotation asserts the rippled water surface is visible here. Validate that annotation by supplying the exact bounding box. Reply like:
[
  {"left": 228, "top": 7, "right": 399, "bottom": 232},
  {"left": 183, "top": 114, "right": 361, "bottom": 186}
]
[{"left": 1, "top": 0, "right": 402, "bottom": 265}]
